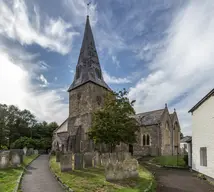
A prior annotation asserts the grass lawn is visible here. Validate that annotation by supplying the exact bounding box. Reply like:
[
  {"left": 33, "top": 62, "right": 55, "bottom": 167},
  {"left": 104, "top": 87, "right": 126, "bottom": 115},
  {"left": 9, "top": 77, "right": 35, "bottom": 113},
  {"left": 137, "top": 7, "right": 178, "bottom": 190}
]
[
  {"left": 50, "top": 156, "right": 156, "bottom": 192},
  {"left": 152, "top": 155, "right": 186, "bottom": 167},
  {"left": 0, "top": 154, "right": 38, "bottom": 192}
]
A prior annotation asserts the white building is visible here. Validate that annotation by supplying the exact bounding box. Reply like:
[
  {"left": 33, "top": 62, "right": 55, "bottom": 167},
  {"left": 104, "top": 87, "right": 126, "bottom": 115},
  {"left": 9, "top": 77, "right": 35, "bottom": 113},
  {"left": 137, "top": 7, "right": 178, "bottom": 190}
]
[{"left": 189, "top": 88, "right": 214, "bottom": 179}]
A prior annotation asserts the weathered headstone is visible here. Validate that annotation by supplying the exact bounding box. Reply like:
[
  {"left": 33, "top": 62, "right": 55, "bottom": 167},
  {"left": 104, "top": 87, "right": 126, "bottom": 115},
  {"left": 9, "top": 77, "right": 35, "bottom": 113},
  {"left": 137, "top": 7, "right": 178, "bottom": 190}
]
[
  {"left": 105, "top": 161, "right": 115, "bottom": 181},
  {"left": 11, "top": 152, "right": 21, "bottom": 167},
  {"left": 117, "top": 152, "right": 124, "bottom": 162},
  {"left": 114, "top": 161, "right": 124, "bottom": 180},
  {"left": 60, "top": 153, "right": 73, "bottom": 172},
  {"left": 93, "top": 152, "right": 101, "bottom": 167},
  {"left": 84, "top": 152, "right": 93, "bottom": 168},
  {"left": 34, "top": 150, "right": 39, "bottom": 155},
  {"left": 56, "top": 151, "right": 62, "bottom": 162},
  {"left": 124, "top": 152, "right": 131, "bottom": 160},
  {"left": 74, "top": 153, "right": 83, "bottom": 170},
  {"left": 0, "top": 151, "right": 10, "bottom": 169},
  {"left": 23, "top": 147, "right": 27, "bottom": 155},
  {"left": 123, "top": 158, "right": 139, "bottom": 178},
  {"left": 101, "top": 153, "right": 109, "bottom": 166},
  {"left": 26, "top": 148, "right": 34, "bottom": 156},
  {"left": 109, "top": 153, "right": 117, "bottom": 162}
]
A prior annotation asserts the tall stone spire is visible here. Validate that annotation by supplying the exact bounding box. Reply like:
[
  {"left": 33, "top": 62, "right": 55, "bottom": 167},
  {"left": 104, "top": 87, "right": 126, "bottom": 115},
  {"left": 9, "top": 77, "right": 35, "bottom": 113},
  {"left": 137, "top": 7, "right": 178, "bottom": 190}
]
[{"left": 68, "top": 16, "right": 110, "bottom": 91}]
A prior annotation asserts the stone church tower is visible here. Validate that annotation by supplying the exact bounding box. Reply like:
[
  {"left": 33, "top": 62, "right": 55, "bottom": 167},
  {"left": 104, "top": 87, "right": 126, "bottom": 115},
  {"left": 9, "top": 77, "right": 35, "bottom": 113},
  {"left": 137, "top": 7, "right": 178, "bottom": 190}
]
[{"left": 67, "top": 16, "right": 111, "bottom": 153}]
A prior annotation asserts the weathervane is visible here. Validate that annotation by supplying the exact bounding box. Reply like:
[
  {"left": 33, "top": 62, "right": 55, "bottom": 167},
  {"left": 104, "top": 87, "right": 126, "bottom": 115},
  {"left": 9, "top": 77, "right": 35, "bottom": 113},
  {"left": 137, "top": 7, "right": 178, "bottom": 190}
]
[{"left": 87, "top": 1, "right": 91, "bottom": 16}]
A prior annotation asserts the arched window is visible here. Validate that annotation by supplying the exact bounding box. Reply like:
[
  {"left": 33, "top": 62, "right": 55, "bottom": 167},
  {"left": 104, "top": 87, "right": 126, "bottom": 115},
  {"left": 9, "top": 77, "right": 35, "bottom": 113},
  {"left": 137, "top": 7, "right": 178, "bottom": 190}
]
[
  {"left": 146, "top": 134, "right": 150, "bottom": 146},
  {"left": 165, "top": 122, "right": 170, "bottom": 145},
  {"left": 143, "top": 134, "right": 146, "bottom": 146}
]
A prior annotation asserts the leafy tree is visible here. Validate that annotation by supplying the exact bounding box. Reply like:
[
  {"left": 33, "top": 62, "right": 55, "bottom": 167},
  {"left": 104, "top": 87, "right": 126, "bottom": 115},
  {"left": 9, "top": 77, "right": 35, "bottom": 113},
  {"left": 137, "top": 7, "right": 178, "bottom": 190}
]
[
  {"left": 180, "top": 132, "right": 184, "bottom": 139},
  {"left": 88, "top": 89, "right": 139, "bottom": 152}
]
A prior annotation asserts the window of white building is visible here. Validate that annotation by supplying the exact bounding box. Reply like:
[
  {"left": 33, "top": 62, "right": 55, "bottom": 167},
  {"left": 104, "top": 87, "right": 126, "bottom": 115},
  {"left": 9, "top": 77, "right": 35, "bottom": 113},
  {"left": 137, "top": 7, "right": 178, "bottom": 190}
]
[{"left": 200, "top": 147, "right": 207, "bottom": 167}]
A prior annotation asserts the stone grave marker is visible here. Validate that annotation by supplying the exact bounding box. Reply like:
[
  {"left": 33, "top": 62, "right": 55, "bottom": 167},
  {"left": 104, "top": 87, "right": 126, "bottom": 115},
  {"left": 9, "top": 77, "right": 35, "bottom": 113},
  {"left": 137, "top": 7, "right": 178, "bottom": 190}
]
[
  {"left": 0, "top": 151, "right": 10, "bottom": 169},
  {"left": 11, "top": 152, "right": 21, "bottom": 167},
  {"left": 123, "top": 158, "right": 139, "bottom": 178},
  {"left": 105, "top": 161, "right": 115, "bottom": 181},
  {"left": 117, "top": 152, "right": 124, "bottom": 162},
  {"left": 60, "top": 153, "right": 73, "bottom": 172},
  {"left": 56, "top": 151, "right": 62, "bottom": 162},
  {"left": 74, "top": 153, "right": 83, "bottom": 170},
  {"left": 114, "top": 161, "right": 124, "bottom": 180},
  {"left": 101, "top": 153, "right": 109, "bottom": 166},
  {"left": 84, "top": 152, "right": 93, "bottom": 168},
  {"left": 94, "top": 152, "right": 101, "bottom": 167},
  {"left": 23, "top": 147, "right": 27, "bottom": 155}
]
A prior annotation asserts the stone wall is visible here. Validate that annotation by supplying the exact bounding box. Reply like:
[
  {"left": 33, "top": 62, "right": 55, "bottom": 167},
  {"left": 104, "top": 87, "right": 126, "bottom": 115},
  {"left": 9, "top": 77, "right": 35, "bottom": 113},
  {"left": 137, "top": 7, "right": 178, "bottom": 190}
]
[
  {"left": 68, "top": 82, "right": 110, "bottom": 152},
  {"left": 133, "top": 124, "right": 160, "bottom": 156}
]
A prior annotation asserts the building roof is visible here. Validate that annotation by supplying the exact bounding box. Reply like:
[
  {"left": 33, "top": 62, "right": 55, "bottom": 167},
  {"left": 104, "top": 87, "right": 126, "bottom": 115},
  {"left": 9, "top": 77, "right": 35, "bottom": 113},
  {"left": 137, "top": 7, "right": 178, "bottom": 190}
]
[
  {"left": 68, "top": 16, "right": 110, "bottom": 91},
  {"left": 55, "top": 118, "right": 68, "bottom": 134},
  {"left": 188, "top": 88, "right": 214, "bottom": 113},
  {"left": 180, "top": 136, "right": 192, "bottom": 143},
  {"left": 135, "top": 109, "right": 165, "bottom": 126}
]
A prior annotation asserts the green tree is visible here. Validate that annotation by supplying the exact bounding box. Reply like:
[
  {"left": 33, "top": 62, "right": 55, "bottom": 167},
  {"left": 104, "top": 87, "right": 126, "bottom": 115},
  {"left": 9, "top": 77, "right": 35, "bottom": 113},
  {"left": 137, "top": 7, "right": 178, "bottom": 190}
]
[{"left": 88, "top": 89, "right": 139, "bottom": 152}]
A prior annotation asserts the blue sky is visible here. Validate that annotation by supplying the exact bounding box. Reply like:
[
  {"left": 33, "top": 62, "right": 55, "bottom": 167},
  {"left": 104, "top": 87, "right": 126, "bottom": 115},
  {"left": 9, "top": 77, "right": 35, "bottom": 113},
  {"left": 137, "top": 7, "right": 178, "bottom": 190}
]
[{"left": 1, "top": 0, "right": 214, "bottom": 136}]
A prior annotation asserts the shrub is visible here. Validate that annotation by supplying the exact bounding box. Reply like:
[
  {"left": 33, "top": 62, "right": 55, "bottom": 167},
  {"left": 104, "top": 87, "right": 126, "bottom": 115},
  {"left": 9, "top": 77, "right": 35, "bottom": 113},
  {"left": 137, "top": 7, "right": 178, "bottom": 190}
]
[{"left": 0, "top": 145, "right": 8, "bottom": 150}]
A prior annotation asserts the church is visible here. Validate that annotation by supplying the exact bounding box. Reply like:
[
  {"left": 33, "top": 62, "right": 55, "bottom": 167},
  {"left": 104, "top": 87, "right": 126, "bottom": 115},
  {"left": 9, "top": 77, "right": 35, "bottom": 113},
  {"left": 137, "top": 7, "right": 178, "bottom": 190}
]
[{"left": 52, "top": 15, "right": 181, "bottom": 157}]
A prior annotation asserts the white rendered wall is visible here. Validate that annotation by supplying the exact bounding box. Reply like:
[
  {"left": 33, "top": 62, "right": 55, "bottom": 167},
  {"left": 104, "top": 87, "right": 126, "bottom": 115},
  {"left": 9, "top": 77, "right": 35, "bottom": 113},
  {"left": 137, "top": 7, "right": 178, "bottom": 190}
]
[{"left": 191, "top": 95, "right": 214, "bottom": 178}]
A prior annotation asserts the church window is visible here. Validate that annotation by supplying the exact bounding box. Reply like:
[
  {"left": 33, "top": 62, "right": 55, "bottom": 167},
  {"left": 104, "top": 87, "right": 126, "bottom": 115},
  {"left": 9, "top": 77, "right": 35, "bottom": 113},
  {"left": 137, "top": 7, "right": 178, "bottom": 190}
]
[
  {"left": 146, "top": 134, "right": 150, "bottom": 146},
  {"left": 143, "top": 134, "right": 146, "bottom": 146},
  {"left": 95, "top": 68, "right": 102, "bottom": 79}
]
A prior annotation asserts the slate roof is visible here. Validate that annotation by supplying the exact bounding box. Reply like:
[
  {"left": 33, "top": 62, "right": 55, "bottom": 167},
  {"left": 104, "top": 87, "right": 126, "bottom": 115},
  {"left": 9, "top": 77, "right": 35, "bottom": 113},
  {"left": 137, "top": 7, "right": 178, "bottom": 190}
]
[
  {"left": 188, "top": 88, "right": 214, "bottom": 113},
  {"left": 68, "top": 16, "right": 110, "bottom": 91},
  {"left": 180, "top": 136, "right": 192, "bottom": 143},
  {"left": 54, "top": 118, "right": 68, "bottom": 134},
  {"left": 135, "top": 109, "right": 165, "bottom": 126}
]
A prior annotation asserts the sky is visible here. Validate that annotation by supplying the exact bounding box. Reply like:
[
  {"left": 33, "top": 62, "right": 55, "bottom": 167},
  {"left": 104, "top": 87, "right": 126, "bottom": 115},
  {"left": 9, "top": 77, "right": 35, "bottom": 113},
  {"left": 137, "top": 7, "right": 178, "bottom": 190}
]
[{"left": 0, "top": 0, "right": 214, "bottom": 136}]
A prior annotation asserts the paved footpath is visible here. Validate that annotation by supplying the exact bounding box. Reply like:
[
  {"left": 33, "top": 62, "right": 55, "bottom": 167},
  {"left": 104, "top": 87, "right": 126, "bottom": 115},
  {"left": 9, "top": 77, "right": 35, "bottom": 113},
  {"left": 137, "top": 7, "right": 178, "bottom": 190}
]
[
  {"left": 21, "top": 155, "right": 64, "bottom": 192},
  {"left": 140, "top": 161, "right": 214, "bottom": 192}
]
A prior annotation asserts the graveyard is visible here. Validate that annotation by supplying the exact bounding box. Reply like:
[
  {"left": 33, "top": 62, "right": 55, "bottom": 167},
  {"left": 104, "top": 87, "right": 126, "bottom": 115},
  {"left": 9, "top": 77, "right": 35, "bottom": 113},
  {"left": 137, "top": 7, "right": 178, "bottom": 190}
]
[
  {"left": 0, "top": 152, "right": 38, "bottom": 192},
  {"left": 49, "top": 152, "right": 156, "bottom": 192}
]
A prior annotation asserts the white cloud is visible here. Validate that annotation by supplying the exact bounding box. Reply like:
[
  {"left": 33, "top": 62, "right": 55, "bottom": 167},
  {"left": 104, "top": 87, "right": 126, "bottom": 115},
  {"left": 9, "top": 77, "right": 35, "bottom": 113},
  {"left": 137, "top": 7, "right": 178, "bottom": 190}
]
[
  {"left": 103, "top": 70, "right": 131, "bottom": 84},
  {"left": 112, "top": 55, "right": 120, "bottom": 68},
  {"left": 38, "top": 74, "right": 49, "bottom": 87},
  {"left": 128, "top": 0, "right": 214, "bottom": 136},
  {"left": 0, "top": 0, "right": 79, "bottom": 55},
  {"left": 0, "top": 47, "right": 68, "bottom": 124}
]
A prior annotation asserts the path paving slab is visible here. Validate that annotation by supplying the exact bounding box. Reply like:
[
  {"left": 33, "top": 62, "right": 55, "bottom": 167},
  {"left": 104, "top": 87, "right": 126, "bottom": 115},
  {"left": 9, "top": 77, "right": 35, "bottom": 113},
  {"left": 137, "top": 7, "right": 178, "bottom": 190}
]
[{"left": 21, "top": 155, "right": 64, "bottom": 192}]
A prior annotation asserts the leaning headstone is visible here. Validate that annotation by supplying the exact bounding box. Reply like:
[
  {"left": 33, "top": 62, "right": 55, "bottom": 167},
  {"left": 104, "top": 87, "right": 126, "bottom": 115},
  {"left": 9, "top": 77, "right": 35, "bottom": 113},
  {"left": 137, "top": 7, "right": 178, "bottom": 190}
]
[
  {"left": 114, "top": 161, "right": 124, "bottom": 180},
  {"left": 93, "top": 152, "right": 101, "bottom": 167},
  {"left": 74, "top": 153, "right": 83, "bottom": 170},
  {"left": 84, "top": 152, "right": 93, "bottom": 168},
  {"left": 10, "top": 149, "right": 24, "bottom": 163},
  {"left": 123, "top": 158, "right": 139, "bottom": 178},
  {"left": 23, "top": 147, "right": 27, "bottom": 155},
  {"left": 105, "top": 161, "right": 115, "bottom": 181},
  {"left": 60, "top": 153, "right": 73, "bottom": 172},
  {"left": 0, "top": 151, "right": 10, "bottom": 169}
]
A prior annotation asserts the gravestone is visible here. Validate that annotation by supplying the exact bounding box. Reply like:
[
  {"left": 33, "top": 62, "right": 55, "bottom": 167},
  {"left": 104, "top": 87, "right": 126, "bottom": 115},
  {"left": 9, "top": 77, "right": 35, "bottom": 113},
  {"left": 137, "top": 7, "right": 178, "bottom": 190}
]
[
  {"left": 84, "top": 152, "right": 93, "bottom": 168},
  {"left": 23, "top": 147, "right": 27, "bottom": 155},
  {"left": 60, "top": 153, "right": 73, "bottom": 172},
  {"left": 101, "top": 153, "right": 109, "bottom": 166},
  {"left": 74, "top": 153, "right": 83, "bottom": 170},
  {"left": 114, "top": 161, "right": 124, "bottom": 180},
  {"left": 123, "top": 158, "right": 139, "bottom": 178},
  {"left": 124, "top": 152, "right": 131, "bottom": 160},
  {"left": 117, "top": 152, "right": 124, "bottom": 162},
  {"left": 11, "top": 152, "right": 21, "bottom": 167},
  {"left": 26, "top": 148, "right": 34, "bottom": 156},
  {"left": 105, "top": 161, "right": 115, "bottom": 181},
  {"left": 94, "top": 152, "right": 101, "bottom": 167},
  {"left": 10, "top": 149, "right": 24, "bottom": 163},
  {"left": 34, "top": 150, "right": 39, "bottom": 155},
  {"left": 56, "top": 151, "right": 62, "bottom": 162},
  {"left": 109, "top": 153, "right": 117, "bottom": 162},
  {"left": 0, "top": 151, "right": 10, "bottom": 169}
]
